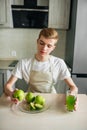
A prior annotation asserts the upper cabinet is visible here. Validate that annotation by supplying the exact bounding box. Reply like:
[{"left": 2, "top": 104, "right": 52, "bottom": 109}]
[
  {"left": 11, "top": 0, "right": 24, "bottom": 5},
  {"left": 0, "top": 0, "right": 6, "bottom": 24},
  {"left": 0, "top": 0, "right": 71, "bottom": 29},
  {"left": 0, "top": 0, "right": 13, "bottom": 28},
  {"left": 48, "top": 0, "right": 71, "bottom": 29}
]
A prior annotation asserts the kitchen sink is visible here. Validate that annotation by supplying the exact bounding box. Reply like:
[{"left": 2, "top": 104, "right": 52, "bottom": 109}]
[{"left": 8, "top": 60, "right": 18, "bottom": 67}]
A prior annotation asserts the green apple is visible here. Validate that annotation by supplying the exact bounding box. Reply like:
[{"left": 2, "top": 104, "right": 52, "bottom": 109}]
[
  {"left": 25, "top": 92, "right": 35, "bottom": 103},
  {"left": 34, "top": 103, "right": 44, "bottom": 110},
  {"left": 13, "top": 89, "right": 25, "bottom": 101},
  {"left": 35, "top": 95, "right": 45, "bottom": 105},
  {"left": 30, "top": 102, "right": 36, "bottom": 110}
]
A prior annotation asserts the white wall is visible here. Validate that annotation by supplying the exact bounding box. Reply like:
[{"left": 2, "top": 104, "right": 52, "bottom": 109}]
[{"left": 0, "top": 29, "right": 66, "bottom": 60}]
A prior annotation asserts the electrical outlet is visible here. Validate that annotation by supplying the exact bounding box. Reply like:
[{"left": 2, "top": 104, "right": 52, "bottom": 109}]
[{"left": 11, "top": 50, "right": 16, "bottom": 56}]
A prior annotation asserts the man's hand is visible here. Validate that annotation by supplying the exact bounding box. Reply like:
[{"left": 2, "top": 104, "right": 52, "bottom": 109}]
[{"left": 11, "top": 89, "right": 19, "bottom": 104}]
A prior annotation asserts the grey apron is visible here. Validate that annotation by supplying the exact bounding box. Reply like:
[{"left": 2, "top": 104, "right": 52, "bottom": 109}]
[{"left": 28, "top": 58, "right": 56, "bottom": 93}]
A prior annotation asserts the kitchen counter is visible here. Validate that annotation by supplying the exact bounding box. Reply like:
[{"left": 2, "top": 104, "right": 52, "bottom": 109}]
[
  {"left": 0, "top": 93, "right": 87, "bottom": 130},
  {"left": 0, "top": 59, "right": 18, "bottom": 70}
]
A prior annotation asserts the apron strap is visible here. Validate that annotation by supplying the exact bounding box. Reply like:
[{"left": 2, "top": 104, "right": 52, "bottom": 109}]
[{"left": 30, "top": 57, "right": 35, "bottom": 72}]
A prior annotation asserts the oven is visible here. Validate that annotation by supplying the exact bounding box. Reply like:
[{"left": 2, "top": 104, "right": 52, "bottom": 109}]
[{"left": 12, "top": 5, "right": 48, "bottom": 28}]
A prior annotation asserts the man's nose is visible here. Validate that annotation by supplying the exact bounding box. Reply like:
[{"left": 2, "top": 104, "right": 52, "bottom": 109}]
[{"left": 43, "top": 45, "right": 47, "bottom": 50}]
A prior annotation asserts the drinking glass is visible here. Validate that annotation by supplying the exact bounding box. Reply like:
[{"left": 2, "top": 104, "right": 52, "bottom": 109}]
[{"left": 66, "top": 90, "right": 77, "bottom": 112}]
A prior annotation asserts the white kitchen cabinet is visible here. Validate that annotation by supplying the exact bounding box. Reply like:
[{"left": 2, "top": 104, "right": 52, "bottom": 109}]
[
  {"left": 0, "top": 0, "right": 6, "bottom": 24},
  {"left": 0, "top": 0, "right": 13, "bottom": 28},
  {"left": 11, "top": 0, "right": 24, "bottom": 5},
  {"left": 37, "top": 0, "right": 49, "bottom": 6},
  {"left": 48, "top": 0, "right": 71, "bottom": 29}
]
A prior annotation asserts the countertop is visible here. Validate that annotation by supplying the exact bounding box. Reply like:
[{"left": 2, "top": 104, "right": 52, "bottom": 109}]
[
  {"left": 0, "top": 93, "right": 87, "bottom": 130},
  {"left": 0, "top": 58, "right": 18, "bottom": 70}
]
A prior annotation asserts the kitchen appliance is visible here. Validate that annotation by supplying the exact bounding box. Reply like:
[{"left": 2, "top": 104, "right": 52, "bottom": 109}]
[
  {"left": 11, "top": 5, "right": 48, "bottom": 28},
  {"left": 65, "top": 0, "right": 87, "bottom": 94}
]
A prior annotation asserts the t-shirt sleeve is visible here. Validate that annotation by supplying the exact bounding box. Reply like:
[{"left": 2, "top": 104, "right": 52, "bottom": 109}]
[
  {"left": 58, "top": 60, "right": 71, "bottom": 80},
  {"left": 12, "top": 60, "right": 23, "bottom": 79}
]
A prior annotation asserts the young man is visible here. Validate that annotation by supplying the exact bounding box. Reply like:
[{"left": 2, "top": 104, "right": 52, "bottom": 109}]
[{"left": 4, "top": 28, "right": 78, "bottom": 109}]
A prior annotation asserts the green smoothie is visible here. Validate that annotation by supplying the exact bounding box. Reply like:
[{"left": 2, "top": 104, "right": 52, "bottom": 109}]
[{"left": 66, "top": 95, "right": 76, "bottom": 111}]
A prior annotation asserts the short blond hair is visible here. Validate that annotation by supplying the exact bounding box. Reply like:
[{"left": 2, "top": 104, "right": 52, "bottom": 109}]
[{"left": 38, "top": 28, "right": 59, "bottom": 42}]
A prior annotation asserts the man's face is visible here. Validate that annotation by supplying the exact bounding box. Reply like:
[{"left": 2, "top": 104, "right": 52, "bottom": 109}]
[{"left": 37, "top": 35, "right": 57, "bottom": 57}]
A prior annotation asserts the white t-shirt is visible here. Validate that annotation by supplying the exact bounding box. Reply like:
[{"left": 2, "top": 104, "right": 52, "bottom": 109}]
[{"left": 12, "top": 55, "right": 71, "bottom": 85}]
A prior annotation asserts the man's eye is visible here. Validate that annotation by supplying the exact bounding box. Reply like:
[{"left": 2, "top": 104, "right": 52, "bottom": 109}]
[{"left": 47, "top": 45, "right": 52, "bottom": 48}]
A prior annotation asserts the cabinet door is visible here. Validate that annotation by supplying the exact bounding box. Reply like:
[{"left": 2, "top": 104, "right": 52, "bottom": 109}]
[
  {"left": 11, "top": 0, "right": 24, "bottom": 5},
  {"left": 37, "top": 0, "right": 49, "bottom": 6},
  {"left": 0, "top": 73, "right": 4, "bottom": 96},
  {"left": 0, "top": 0, "right": 13, "bottom": 28},
  {"left": 0, "top": 0, "right": 6, "bottom": 24},
  {"left": 48, "top": 0, "right": 71, "bottom": 29}
]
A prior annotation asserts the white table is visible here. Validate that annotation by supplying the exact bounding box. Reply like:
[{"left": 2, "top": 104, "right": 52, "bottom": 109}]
[{"left": 0, "top": 93, "right": 87, "bottom": 130}]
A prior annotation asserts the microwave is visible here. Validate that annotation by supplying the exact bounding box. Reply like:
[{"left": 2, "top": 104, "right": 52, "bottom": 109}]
[{"left": 12, "top": 5, "right": 48, "bottom": 28}]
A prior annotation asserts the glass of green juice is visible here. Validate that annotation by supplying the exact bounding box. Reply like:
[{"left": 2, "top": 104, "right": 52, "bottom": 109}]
[{"left": 66, "top": 90, "right": 77, "bottom": 112}]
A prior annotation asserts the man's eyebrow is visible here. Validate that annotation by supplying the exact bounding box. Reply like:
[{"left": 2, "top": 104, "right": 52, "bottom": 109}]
[
  {"left": 39, "top": 39, "right": 53, "bottom": 47},
  {"left": 39, "top": 40, "right": 46, "bottom": 44},
  {"left": 39, "top": 40, "right": 44, "bottom": 43}
]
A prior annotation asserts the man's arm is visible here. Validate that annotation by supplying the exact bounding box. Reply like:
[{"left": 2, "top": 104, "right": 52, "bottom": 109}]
[
  {"left": 64, "top": 77, "right": 78, "bottom": 92},
  {"left": 4, "top": 75, "right": 18, "bottom": 97}
]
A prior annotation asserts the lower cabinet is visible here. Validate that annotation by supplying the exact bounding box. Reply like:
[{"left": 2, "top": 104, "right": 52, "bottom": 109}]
[
  {"left": 0, "top": 70, "right": 7, "bottom": 96},
  {"left": 0, "top": 69, "right": 14, "bottom": 96},
  {"left": 0, "top": 73, "right": 4, "bottom": 96}
]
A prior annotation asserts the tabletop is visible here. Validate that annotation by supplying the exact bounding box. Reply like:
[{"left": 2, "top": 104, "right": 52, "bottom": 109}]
[{"left": 0, "top": 93, "right": 87, "bottom": 130}]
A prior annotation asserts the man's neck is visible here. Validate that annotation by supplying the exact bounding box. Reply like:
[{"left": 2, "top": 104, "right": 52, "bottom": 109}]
[{"left": 35, "top": 54, "right": 50, "bottom": 62}]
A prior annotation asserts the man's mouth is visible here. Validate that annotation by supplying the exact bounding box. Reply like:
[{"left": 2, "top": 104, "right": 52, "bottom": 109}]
[{"left": 40, "top": 51, "right": 46, "bottom": 54}]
